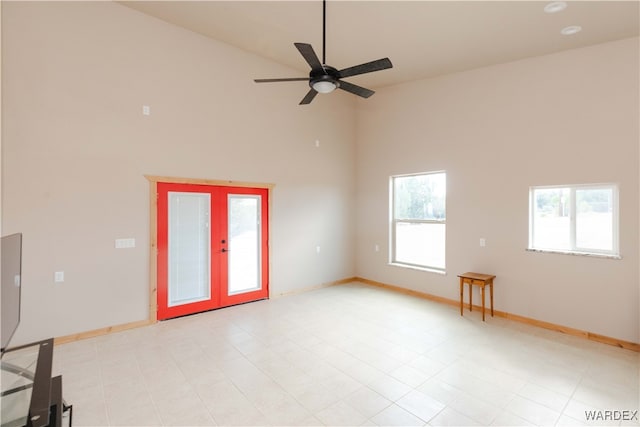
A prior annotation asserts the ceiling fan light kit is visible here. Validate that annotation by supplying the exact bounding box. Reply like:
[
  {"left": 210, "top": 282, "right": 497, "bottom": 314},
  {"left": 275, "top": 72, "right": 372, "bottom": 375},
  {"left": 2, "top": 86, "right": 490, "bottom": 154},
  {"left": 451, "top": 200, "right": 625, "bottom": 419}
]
[
  {"left": 310, "top": 66, "right": 340, "bottom": 93},
  {"left": 312, "top": 80, "right": 337, "bottom": 94},
  {"left": 254, "top": 0, "right": 393, "bottom": 105}
]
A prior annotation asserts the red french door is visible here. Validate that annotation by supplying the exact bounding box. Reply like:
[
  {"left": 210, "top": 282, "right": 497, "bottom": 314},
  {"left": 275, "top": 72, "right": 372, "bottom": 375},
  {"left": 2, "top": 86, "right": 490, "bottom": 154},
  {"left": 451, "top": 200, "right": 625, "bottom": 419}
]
[{"left": 157, "top": 182, "right": 269, "bottom": 320}]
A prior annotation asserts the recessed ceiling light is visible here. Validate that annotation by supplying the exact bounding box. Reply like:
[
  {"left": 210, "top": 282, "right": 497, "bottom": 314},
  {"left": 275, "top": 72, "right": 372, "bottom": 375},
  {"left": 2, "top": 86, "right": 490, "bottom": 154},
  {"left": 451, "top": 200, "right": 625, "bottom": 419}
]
[
  {"left": 561, "top": 25, "right": 582, "bottom": 35},
  {"left": 544, "top": 1, "right": 567, "bottom": 13}
]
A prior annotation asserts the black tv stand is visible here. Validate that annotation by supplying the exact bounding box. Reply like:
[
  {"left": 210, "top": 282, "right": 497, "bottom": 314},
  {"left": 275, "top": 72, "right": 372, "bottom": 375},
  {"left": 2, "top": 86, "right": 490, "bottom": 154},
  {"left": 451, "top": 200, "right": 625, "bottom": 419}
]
[{"left": 1, "top": 339, "right": 72, "bottom": 427}]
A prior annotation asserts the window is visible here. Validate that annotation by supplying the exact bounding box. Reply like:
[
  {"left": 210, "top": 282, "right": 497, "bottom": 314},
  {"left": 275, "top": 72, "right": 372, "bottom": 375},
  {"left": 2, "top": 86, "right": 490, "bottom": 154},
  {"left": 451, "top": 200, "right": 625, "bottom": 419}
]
[
  {"left": 528, "top": 184, "right": 619, "bottom": 257},
  {"left": 390, "top": 172, "right": 446, "bottom": 271}
]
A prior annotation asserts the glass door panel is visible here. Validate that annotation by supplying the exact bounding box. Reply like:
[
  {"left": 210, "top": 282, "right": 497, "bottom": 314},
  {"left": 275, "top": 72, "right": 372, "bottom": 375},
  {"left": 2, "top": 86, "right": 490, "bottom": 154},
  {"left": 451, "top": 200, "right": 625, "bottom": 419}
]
[
  {"left": 227, "top": 195, "right": 261, "bottom": 295},
  {"left": 168, "top": 192, "right": 211, "bottom": 306}
]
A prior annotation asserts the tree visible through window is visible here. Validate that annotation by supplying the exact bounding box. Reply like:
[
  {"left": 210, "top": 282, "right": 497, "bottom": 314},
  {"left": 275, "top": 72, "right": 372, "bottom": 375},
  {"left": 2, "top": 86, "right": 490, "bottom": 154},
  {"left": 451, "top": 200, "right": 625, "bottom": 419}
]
[
  {"left": 529, "top": 184, "right": 619, "bottom": 256},
  {"left": 391, "top": 172, "right": 446, "bottom": 271}
]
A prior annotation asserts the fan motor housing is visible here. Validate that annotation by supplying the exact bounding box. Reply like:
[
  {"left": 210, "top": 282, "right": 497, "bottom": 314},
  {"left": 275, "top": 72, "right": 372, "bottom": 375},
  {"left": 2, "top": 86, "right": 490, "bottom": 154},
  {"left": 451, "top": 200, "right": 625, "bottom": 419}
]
[{"left": 309, "top": 65, "right": 340, "bottom": 89}]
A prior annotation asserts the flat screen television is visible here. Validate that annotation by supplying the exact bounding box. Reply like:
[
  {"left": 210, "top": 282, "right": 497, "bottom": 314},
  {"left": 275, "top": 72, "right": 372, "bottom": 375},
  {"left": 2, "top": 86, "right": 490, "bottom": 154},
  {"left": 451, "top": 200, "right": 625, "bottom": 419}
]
[{"left": 1, "top": 233, "right": 22, "bottom": 355}]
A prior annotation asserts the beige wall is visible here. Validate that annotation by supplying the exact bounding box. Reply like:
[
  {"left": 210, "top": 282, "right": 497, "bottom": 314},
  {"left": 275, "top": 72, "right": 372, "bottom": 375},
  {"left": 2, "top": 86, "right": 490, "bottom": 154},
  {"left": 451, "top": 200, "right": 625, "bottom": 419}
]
[
  {"left": 356, "top": 37, "right": 639, "bottom": 343},
  {"left": 3, "top": 2, "right": 638, "bottom": 346},
  {"left": 2, "top": 2, "right": 357, "bottom": 345}
]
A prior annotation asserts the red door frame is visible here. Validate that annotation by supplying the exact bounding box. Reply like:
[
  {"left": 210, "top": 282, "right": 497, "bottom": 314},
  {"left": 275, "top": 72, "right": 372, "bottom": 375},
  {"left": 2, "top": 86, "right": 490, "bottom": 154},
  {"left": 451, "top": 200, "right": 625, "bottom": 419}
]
[{"left": 156, "top": 182, "right": 269, "bottom": 320}]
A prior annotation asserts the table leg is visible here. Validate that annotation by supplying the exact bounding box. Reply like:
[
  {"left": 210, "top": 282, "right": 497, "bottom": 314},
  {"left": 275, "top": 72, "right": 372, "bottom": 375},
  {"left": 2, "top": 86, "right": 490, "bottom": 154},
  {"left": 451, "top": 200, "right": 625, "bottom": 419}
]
[
  {"left": 490, "top": 282, "right": 494, "bottom": 317},
  {"left": 459, "top": 278, "right": 463, "bottom": 316},
  {"left": 481, "top": 284, "right": 486, "bottom": 321},
  {"left": 469, "top": 282, "right": 472, "bottom": 312}
]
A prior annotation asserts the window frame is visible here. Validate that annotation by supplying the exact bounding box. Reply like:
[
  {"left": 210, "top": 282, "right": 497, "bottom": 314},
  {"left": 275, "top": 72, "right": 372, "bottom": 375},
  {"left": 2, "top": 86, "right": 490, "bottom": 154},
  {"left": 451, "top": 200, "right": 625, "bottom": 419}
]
[
  {"left": 528, "top": 183, "right": 620, "bottom": 258},
  {"left": 389, "top": 171, "right": 447, "bottom": 273}
]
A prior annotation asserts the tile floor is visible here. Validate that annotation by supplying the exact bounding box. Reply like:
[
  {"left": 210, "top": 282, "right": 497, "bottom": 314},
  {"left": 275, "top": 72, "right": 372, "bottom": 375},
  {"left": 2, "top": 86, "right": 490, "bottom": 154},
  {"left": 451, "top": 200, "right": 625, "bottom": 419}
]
[{"left": 53, "top": 282, "right": 639, "bottom": 426}]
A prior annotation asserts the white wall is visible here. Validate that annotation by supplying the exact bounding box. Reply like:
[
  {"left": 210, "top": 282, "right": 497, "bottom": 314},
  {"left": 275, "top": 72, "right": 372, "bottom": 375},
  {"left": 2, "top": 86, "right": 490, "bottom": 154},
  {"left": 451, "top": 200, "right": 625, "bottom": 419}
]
[
  {"left": 2, "top": 1, "right": 357, "bottom": 345},
  {"left": 356, "top": 38, "right": 639, "bottom": 343}
]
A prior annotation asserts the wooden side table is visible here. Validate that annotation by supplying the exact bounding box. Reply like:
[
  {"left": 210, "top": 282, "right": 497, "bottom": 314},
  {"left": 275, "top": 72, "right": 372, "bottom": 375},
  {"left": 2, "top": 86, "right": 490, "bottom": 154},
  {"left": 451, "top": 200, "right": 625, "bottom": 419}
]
[{"left": 458, "top": 272, "right": 496, "bottom": 321}]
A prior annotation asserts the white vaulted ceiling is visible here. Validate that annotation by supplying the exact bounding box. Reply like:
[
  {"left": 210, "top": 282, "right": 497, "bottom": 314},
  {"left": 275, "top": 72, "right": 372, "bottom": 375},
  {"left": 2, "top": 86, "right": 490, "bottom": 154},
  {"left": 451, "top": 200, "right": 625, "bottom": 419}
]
[{"left": 120, "top": 1, "right": 639, "bottom": 89}]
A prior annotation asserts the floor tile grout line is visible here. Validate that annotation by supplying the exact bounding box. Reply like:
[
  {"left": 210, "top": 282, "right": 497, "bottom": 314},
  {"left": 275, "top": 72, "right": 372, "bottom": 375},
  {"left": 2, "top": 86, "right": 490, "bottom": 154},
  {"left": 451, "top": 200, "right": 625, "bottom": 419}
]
[{"left": 93, "top": 340, "right": 114, "bottom": 427}]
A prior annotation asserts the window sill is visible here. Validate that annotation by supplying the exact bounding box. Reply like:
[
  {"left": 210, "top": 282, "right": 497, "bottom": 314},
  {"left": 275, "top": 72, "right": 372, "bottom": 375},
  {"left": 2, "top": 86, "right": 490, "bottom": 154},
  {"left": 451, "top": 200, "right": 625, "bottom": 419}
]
[
  {"left": 526, "top": 248, "right": 621, "bottom": 260},
  {"left": 388, "top": 262, "right": 447, "bottom": 275}
]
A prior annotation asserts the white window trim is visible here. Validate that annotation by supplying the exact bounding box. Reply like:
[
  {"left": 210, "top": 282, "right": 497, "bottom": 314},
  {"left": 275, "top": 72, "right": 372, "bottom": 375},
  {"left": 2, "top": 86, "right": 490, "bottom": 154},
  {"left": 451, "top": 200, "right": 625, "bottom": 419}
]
[
  {"left": 389, "top": 171, "right": 446, "bottom": 273},
  {"left": 528, "top": 183, "right": 620, "bottom": 258},
  {"left": 525, "top": 247, "right": 622, "bottom": 259}
]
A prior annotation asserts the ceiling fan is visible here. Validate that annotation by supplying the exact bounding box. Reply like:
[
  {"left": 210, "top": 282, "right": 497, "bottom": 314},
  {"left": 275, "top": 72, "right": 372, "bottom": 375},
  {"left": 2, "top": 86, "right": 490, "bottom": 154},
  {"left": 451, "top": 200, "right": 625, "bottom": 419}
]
[{"left": 254, "top": 0, "right": 393, "bottom": 105}]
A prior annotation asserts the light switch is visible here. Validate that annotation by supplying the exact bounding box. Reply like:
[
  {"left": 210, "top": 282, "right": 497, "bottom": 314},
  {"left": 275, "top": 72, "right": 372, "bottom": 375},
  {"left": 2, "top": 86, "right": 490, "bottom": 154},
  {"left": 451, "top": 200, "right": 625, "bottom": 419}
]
[
  {"left": 54, "top": 271, "right": 64, "bottom": 283},
  {"left": 480, "top": 238, "right": 486, "bottom": 247},
  {"left": 115, "top": 238, "right": 136, "bottom": 249}
]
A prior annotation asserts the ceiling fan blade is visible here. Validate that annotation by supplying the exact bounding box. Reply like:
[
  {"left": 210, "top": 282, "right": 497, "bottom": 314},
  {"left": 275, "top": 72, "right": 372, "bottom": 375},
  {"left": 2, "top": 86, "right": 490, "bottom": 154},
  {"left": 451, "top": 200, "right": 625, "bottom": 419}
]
[
  {"left": 300, "top": 88, "right": 318, "bottom": 105},
  {"left": 338, "top": 58, "right": 393, "bottom": 79},
  {"left": 295, "top": 43, "right": 323, "bottom": 70},
  {"left": 337, "top": 80, "right": 375, "bottom": 98},
  {"left": 254, "top": 78, "right": 308, "bottom": 83}
]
